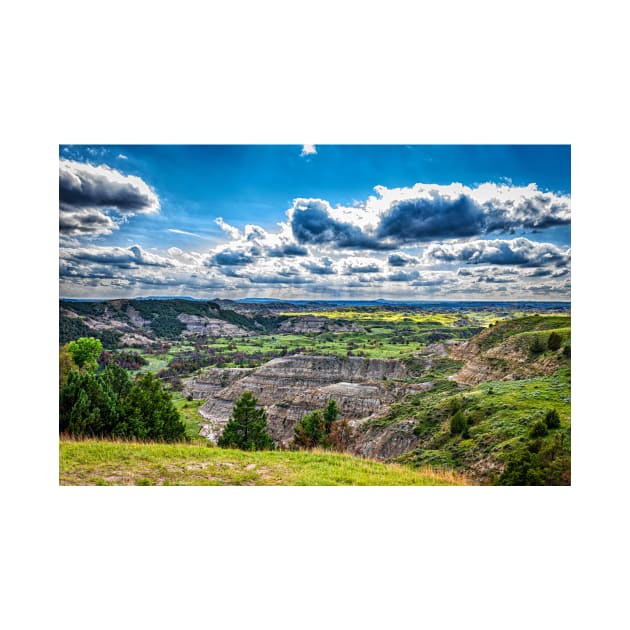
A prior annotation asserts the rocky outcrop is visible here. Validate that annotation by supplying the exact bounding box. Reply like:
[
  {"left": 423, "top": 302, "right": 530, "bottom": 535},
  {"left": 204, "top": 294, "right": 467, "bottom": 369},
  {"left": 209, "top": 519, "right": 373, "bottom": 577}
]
[
  {"left": 198, "top": 355, "right": 410, "bottom": 446},
  {"left": 349, "top": 419, "right": 420, "bottom": 461},
  {"left": 177, "top": 314, "right": 251, "bottom": 337},
  {"left": 126, "top": 306, "right": 151, "bottom": 328},
  {"left": 448, "top": 334, "right": 568, "bottom": 385},
  {"left": 120, "top": 333, "right": 156, "bottom": 347},
  {"left": 183, "top": 367, "right": 255, "bottom": 400},
  {"left": 277, "top": 316, "right": 362, "bottom": 334}
]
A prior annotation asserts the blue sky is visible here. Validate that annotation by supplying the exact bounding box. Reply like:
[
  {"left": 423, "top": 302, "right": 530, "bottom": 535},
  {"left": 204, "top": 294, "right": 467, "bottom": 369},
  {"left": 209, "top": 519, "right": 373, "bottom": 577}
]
[{"left": 59, "top": 144, "right": 571, "bottom": 300}]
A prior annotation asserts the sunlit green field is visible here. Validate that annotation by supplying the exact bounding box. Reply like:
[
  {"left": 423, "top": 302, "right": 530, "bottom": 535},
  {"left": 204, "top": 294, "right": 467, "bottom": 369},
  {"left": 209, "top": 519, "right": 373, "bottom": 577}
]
[
  {"left": 127, "top": 307, "right": 537, "bottom": 370},
  {"left": 279, "top": 308, "right": 504, "bottom": 326}
]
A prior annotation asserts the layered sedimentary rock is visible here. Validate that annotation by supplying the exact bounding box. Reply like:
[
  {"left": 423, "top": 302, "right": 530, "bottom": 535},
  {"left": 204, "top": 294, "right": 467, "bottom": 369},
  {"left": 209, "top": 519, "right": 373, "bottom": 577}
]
[
  {"left": 198, "top": 355, "right": 410, "bottom": 445},
  {"left": 277, "top": 316, "right": 362, "bottom": 334},
  {"left": 176, "top": 314, "right": 251, "bottom": 337},
  {"left": 183, "top": 367, "right": 255, "bottom": 400},
  {"left": 348, "top": 419, "right": 420, "bottom": 461}
]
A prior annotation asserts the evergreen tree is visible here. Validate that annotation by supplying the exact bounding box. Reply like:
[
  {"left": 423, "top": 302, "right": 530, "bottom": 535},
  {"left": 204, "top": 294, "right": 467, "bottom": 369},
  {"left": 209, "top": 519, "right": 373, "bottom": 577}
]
[
  {"left": 218, "top": 392, "right": 274, "bottom": 450},
  {"left": 323, "top": 400, "right": 339, "bottom": 433},
  {"left": 530, "top": 336, "right": 546, "bottom": 355},
  {"left": 60, "top": 370, "right": 117, "bottom": 436},
  {"left": 547, "top": 332, "right": 563, "bottom": 351},
  {"left": 544, "top": 408, "right": 561, "bottom": 429},
  {"left": 121, "top": 372, "right": 186, "bottom": 442},
  {"left": 450, "top": 410, "right": 467, "bottom": 436},
  {"left": 293, "top": 410, "right": 327, "bottom": 449},
  {"left": 60, "top": 367, "right": 185, "bottom": 442}
]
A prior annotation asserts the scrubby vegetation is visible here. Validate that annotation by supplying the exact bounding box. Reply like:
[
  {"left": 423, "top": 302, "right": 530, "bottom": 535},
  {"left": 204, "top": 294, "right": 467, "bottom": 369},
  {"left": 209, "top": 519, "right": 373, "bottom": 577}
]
[{"left": 293, "top": 400, "right": 339, "bottom": 449}]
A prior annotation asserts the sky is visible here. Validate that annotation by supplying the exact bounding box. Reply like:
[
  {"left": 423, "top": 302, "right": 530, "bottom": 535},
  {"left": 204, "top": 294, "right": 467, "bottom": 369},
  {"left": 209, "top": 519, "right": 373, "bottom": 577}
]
[{"left": 59, "top": 145, "right": 570, "bottom": 301}]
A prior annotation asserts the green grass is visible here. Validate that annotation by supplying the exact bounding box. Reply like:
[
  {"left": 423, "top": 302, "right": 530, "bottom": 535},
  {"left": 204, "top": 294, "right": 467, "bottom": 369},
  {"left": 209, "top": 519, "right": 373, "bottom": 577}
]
[
  {"left": 476, "top": 315, "right": 571, "bottom": 350},
  {"left": 59, "top": 439, "right": 468, "bottom": 486},
  {"left": 171, "top": 392, "right": 206, "bottom": 441},
  {"left": 394, "top": 368, "right": 571, "bottom": 483}
]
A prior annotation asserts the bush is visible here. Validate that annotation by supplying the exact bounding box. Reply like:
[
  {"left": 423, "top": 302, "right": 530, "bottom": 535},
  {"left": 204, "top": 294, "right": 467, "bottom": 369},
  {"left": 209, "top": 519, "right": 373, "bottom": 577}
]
[
  {"left": 293, "top": 399, "right": 340, "bottom": 450},
  {"left": 529, "top": 420, "right": 549, "bottom": 438},
  {"left": 544, "top": 409, "right": 561, "bottom": 429},
  {"left": 328, "top": 419, "right": 353, "bottom": 451},
  {"left": 293, "top": 411, "right": 327, "bottom": 449},
  {"left": 547, "top": 332, "right": 563, "bottom": 351},
  {"left": 530, "top": 336, "right": 546, "bottom": 355},
  {"left": 450, "top": 410, "right": 467, "bottom": 436},
  {"left": 217, "top": 392, "right": 274, "bottom": 450},
  {"left": 562, "top": 345, "right": 571, "bottom": 359},
  {"left": 499, "top": 433, "right": 570, "bottom": 485}
]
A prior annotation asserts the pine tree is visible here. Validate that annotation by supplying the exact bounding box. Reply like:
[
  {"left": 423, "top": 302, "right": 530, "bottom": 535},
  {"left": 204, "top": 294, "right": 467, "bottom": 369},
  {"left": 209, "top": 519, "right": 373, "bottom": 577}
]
[
  {"left": 323, "top": 400, "right": 339, "bottom": 433},
  {"left": 218, "top": 392, "right": 274, "bottom": 450},
  {"left": 121, "top": 372, "right": 186, "bottom": 442},
  {"left": 547, "top": 332, "right": 563, "bottom": 351},
  {"left": 450, "top": 410, "right": 467, "bottom": 436},
  {"left": 544, "top": 408, "right": 561, "bottom": 429}
]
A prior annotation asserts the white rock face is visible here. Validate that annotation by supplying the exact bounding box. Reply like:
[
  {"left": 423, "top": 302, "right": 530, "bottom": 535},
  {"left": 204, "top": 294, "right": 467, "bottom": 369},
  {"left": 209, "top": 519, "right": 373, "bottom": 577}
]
[
  {"left": 176, "top": 314, "right": 251, "bottom": 337},
  {"left": 277, "top": 316, "right": 362, "bottom": 334}
]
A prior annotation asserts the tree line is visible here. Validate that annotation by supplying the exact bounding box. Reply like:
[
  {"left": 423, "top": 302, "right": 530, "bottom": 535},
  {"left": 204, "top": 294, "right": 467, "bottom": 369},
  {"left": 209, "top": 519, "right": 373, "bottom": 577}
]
[{"left": 60, "top": 337, "right": 186, "bottom": 441}]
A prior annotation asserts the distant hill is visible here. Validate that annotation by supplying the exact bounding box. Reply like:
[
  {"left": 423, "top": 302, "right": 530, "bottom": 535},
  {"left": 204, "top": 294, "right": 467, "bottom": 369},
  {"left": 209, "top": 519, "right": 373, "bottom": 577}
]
[{"left": 59, "top": 298, "right": 285, "bottom": 346}]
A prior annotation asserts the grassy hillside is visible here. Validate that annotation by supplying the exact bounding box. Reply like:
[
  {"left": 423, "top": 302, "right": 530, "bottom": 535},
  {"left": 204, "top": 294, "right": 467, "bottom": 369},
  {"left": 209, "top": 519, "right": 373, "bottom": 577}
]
[
  {"left": 450, "top": 314, "right": 571, "bottom": 385},
  {"left": 391, "top": 368, "right": 570, "bottom": 483},
  {"left": 59, "top": 439, "right": 468, "bottom": 486},
  {"left": 474, "top": 314, "right": 570, "bottom": 350}
]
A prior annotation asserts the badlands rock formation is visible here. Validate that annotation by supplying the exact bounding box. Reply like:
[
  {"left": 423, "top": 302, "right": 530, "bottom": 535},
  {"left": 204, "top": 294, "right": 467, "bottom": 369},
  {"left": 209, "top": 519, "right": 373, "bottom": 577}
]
[
  {"left": 277, "top": 315, "right": 362, "bottom": 334},
  {"left": 197, "top": 354, "right": 412, "bottom": 445},
  {"left": 177, "top": 314, "right": 251, "bottom": 337}
]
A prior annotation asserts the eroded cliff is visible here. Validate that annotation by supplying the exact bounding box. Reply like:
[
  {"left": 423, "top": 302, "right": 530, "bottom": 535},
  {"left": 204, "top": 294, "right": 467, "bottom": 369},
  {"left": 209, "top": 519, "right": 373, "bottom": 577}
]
[{"left": 197, "top": 355, "right": 413, "bottom": 445}]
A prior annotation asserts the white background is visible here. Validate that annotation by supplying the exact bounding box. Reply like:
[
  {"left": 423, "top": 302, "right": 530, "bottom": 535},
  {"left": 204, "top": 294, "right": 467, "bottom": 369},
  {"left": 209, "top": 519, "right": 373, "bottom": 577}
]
[{"left": 1, "top": 1, "right": 628, "bottom": 629}]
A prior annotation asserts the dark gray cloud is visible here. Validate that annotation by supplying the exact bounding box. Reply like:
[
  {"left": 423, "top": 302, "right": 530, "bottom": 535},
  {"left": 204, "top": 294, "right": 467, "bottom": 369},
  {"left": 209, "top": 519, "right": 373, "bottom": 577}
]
[
  {"left": 301, "top": 257, "right": 335, "bottom": 275},
  {"left": 247, "top": 274, "right": 309, "bottom": 284},
  {"left": 267, "top": 243, "right": 309, "bottom": 257},
  {"left": 527, "top": 268, "right": 553, "bottom": 278},
  {"left": 60, "top": 245, "right": 170, "bottom": 269},
  {"left": 290, "top": 200, "right": 394, "bottom": 250},
  {"left": 59, "top": 160, "right": 159, "bottom": 215},
  {"left": 424, "top": 238, "right": 570, "bottom": 267},
  {"left": 377, "top": 196, "right": 485, "bottom": 243},
  {"left": 387, "top": 270, "right": 420, "bottom": 282},
  {"left": 483, "top": 196, "right": 571, "bottom": 232},
  {"left": 387, "top": 253, "right": 418, "bottom": 267},
  {"left": 210, "top": 249, "right": 256, "bottom": 266},
  {"left": 410, "top": 275, "right": 454, "bottom": 287},
  {"left": 345, "top": 262, "right": 381, "bottom": 274},
  {"left": 551, "top": 268, "right": 570, "bottom": 278},
  {"left": 476, "top": 275, "right": 516, "bottom": 284},
  {"left": 59, "top": 159, "right": 160, "bottom": 241},
  {"left": 59, "top": 208, "right": 116, "bottom": 237},
  {"left": 287, "top": 185, "right": 570, "bottom": 249}
]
